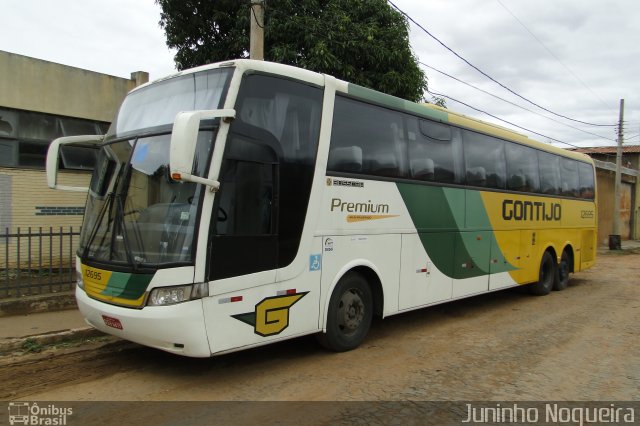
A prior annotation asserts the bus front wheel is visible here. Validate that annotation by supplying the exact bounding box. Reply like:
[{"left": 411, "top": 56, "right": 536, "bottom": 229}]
[
  {"left": 529, "top": 251, "right": 556, "bottom": 296},
  {"left": 317, "top": 272, "right": 373, "bottom": 352}
]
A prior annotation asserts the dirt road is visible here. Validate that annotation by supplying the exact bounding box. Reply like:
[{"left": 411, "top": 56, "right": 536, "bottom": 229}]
[{"left": 2, "top": 250, "right": 639, "bottom": 402}]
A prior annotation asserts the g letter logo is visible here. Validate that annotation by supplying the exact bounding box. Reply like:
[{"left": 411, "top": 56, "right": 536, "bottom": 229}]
[{"left": 232, "top": 292, "right": 308, "bottom": 337}]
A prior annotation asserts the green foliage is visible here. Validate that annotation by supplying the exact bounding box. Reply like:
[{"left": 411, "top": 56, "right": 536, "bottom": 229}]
[
  {"left": 431, "top": 96, "right": 447, "bottom": 108},
  {"left": 157, "top": 0, "right": 428, "bottom": 102},
  {"left": 22, "top": 338, "right": 43, "bottom": 353}
]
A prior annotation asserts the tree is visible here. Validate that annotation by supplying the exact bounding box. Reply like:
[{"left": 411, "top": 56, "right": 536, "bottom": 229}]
[{"left": 157, "top": 0, "right": 428, "bottom": 102}]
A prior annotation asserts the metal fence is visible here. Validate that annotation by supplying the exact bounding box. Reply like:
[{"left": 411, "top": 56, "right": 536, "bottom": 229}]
[{"left": 1, "top": 227, "right": 80, "bottom": 298}]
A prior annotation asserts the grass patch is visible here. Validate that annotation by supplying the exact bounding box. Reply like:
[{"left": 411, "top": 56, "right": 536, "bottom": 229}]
[{"left": 21, "top": 337, "right": 43, "bottom": 353}]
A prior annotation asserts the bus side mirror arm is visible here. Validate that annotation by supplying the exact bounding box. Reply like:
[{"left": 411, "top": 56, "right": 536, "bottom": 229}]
[
  {"left": 46, "top": 135, "right": 104, "bottom": 192},
  {"left": 169, "top": 109, "right": 236, "bottom": 191}
]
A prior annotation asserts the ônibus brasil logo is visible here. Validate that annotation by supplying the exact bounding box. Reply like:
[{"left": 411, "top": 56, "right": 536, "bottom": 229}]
[{"left": 7, "top": 402, "right": 73, "bottom": 425}]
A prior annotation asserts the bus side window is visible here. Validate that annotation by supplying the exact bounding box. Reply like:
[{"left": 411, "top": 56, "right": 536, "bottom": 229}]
[
  {"left": 329, "top": 96, "right": 406, "bottom": 178},
  {"left": 538, "top": 151, "right": 561, "bottom": 195},
  {"left": 578, "top": 162, "right": 595, "bottom": 199},
  {"left": 462, "top": 130, "right": 506, "bottom": 189},
  {"left": 408, "top": 118, "right": 460, "bottom": 183},
  {"left": 560, "top": 158, "right": 579, "bottom": 197},
  {"left": 505, "top": 144, "right": 540, "bottom": 193}
]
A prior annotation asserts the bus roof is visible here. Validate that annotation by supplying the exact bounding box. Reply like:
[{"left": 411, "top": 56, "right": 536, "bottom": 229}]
[{"left": 134, "top": 59, "right": 593, "bottom": 165}]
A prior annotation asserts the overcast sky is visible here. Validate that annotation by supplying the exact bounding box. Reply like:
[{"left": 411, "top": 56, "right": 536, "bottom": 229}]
[{"left": 1, "top": 0, "right": 638, "bottom": 149}]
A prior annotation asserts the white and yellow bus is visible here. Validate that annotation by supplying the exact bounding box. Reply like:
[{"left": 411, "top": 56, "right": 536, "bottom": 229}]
[{"left": 46, "top": 60, "right": 597, "bottom": 357}]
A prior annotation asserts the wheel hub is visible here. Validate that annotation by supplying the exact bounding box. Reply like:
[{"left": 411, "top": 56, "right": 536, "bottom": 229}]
[{"left": 339, "top": 290, "right": 364, "bottom": 332}]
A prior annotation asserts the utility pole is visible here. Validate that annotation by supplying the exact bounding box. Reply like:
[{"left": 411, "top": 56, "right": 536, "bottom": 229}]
[
  {"left": 610, "top": 98, "right": 625, "bottom": 249},
  {"left": 250, "top": 0, "right": 265, "bottom": 60}
]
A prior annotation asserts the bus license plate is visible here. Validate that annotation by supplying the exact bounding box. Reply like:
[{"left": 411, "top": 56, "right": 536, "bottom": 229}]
[{"left": 102, "top": 315, "right": 123, "bottom": 330}]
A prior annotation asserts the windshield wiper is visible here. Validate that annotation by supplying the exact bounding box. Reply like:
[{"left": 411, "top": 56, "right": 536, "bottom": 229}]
[
  {"left": 82, "top": 192, "right": 114, "bottom": 259},
  {"left": 113, "top": 194, "right": 139, "bottom": 271}
]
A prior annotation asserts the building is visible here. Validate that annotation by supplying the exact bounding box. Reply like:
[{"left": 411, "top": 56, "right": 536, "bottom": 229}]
[
  {"left": 0, "top": 50, "right": 148, "bottom": 269},
  {"left": 573, "top": 146, "right": 640, "bottom": 245}
]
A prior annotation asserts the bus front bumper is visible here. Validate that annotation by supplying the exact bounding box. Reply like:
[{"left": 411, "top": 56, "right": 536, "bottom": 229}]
[{"left": 76, "top": 286, "right": 212, "bottom": 357}]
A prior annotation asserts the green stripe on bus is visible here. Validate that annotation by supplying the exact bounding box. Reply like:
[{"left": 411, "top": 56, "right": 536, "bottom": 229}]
[
  {"left": 397, "top": 183, "right": 516, "bottom": 279},
  {"left": 101, "top": 271, "right": 152, "bottom": 300},
  {"left": 347, "top": 84, "right": 449, "bottom": 122}
]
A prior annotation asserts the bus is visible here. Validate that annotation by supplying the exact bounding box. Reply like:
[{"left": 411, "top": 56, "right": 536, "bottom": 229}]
[{"left": 46, "top": 60, "right": 597, "bottom": 357}]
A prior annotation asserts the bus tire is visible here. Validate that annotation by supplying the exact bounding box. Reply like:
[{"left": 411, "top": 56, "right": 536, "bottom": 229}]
[
  {"left": 554, "top": 251, "right": 571, "bottom": 291},
  {"left": 529, "top": 251, "right": 556, "bottom": 296},
  {"left": 317, "top": 272, "right": 373, "bottom": 352}
]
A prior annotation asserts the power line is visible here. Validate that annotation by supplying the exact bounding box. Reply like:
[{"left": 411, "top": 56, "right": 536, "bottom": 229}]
[
  {"left": 420, "top": 61, "right": 617, "bottom": 143},
  {"left": 428, "top": 89, "right": 586, "bottom": 149},
  {"left": 387, "top": 0, "right": 617, "bottom": 128},
  {"left": 495, "top": 0, "right": 609, "bottom": 109}
]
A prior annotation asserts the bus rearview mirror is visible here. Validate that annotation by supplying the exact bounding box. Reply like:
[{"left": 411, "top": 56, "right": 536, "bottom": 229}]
[
  {"left": 46, "top": 135, "right": 104, "bottom": 192},
  {"left": 169, "top": 109, "right": 235, "bottom": 191}
]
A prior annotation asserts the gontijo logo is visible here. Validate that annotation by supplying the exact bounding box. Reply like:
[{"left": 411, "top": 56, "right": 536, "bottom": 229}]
[
  {"left": 501, "top": 200, "right": 561, "bottom": 221},
  {"left": 232, "top": 292, "right": 309, "bottom": 337}
]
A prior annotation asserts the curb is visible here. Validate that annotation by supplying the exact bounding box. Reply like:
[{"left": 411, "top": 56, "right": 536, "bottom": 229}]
[
  {"left": 0, "top": 327, "right": 105, "bottom": 354},
  {"left": 0, "top": 291, "right": 77, "bottom": 317}
]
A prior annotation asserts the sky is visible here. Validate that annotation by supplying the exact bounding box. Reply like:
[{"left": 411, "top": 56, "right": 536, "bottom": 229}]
[{"left": 1, "top": 0, "right": 638, "bottom": 149}]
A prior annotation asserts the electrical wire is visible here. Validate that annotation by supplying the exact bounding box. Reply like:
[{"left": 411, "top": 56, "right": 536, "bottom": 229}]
[
  {"left": 387, "top": 0, "right": 617, "bottom": 128},
  {"left": 495, "top": 0, "right": 609, "bottom": 109},
  {"left": 420, "top": 61, "right": 617, "bottom": 144}
]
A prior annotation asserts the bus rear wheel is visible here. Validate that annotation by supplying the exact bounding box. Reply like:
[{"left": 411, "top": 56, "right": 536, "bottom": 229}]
[
  {"left": 554, "top": 251, "right": 571, "bottom": 291},
  {"left": 317, "top": 272, "right": 373, "bottom": 352},
  {"left": 529, "top": 251, "right": 556, "bottom": 296}
]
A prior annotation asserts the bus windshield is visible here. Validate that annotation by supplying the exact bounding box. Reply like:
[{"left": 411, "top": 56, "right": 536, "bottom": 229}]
[
  {"left": 79, "top": 68, "right": 233, "bottom": 269},
  {"left": 108, "top": 67, "right": 233, "bottom": 138}
]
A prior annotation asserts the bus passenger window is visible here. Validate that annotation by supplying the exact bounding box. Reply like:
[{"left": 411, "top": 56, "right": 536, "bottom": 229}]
[
  {"left": 329, "top": 96, "right": 405, "bottom": 178},
  {"left": 328, "top": 146, "right": 362, "bottom": 173},
  {"left": 467, "top": 166, "right": 487, "bottom": 186},
  {"left": 408, "top": 118, "right": 460, "bottom": 183},
  {"left": 410, "top": 158, "right": 435, "bottom": 181},
  {"left": 505, "top": 144, "right": 540, "bottom": 192},
  {"left": 537, "top": 151, "right": 561, "bottom": 195},
  {"left": 463, "top": 130, "right": 506, "bottom": 189},
  {"left": 578, "top": 162, "right": 595, "bottom": 199},
  {"left": 560, "top": 158, "right": 579, "bottom": 197}
]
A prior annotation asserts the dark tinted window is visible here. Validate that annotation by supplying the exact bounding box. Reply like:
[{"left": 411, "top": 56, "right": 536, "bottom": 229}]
[
  {"left": 419, "top": 119, "right": 451, "bottom": 141},
  {"left": 0, "top": 109, "right": 18, "bottom": 137},
  {"left": 463, "top": 131, "right": 506, "bottom": 189},
  {"left": 18, "top": 140, "right": 49, "bottom": 168},
  {"left": 505, "top": 143, "right": 540, "bottom": 192},
  {"left": 210, "top": 73, "right": 323, "bottom": 279},
  {"left": 60, "top": 145, "right": 99, "bottom": 170},
  {"left": 407, "top": 118, "right": 461, "bottom": 183},
  {"left": 60, "top": 118, "right": 100, "bottom": 136},
  {"left": 0, "top": 107, "right": 107, "bottom": 169},
  {"left": 18, "top": 112, "right": 61, "bottom": 140},
  {"left": 560, "top": 158, "right": 579, "bottom": 197},
  {"left": 0, "top": 140, "right": 17, "bottom": 167},
  {"left": 538, "top": 151, "right": 561, "bottom": 195},
  {"left": 329, "top": 96, "right": 406, "bottom": 178},
  {"left": 215, "top": 157, "right": 276, "bottom": 236},
  {"left": 578, "top": 162, "right": 595, "bottom": 199}
]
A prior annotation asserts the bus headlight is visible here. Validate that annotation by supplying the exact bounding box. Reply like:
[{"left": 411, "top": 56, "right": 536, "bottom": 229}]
[
  {"left": 76, "top": 270, "right": 84, "bottom": 290},
  {"left": 147, "top": 283, "right": 209, "bottom": 306}
]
